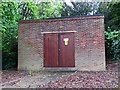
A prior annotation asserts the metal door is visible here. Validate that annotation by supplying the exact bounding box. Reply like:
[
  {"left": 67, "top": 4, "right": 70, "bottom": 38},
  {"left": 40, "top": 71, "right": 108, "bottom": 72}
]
[
  {"left": 44, "top": 32, "right": 75, "bottom": 67},
  {"left": 59, "top": 33, "right": 75, "bottom": 67},
  {"left": 44, "top": 33, "right": 58, "bottom": 67}
]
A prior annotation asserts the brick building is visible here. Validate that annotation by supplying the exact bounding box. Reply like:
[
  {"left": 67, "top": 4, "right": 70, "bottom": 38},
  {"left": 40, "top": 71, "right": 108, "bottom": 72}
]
[{"left": 18, "top": 15, "right": 106, "bottom": 71}]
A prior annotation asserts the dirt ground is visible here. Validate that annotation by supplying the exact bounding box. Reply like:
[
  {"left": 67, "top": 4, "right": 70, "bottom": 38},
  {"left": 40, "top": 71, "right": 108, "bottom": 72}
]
[{"left": 1, "top": 61, "right": 120, "bottom": 89}]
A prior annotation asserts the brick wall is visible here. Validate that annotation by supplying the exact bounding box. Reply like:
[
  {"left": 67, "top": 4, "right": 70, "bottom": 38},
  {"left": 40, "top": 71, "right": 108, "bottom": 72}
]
[{"left": 18, "top": 15, "right": 106, "bottom": 71}]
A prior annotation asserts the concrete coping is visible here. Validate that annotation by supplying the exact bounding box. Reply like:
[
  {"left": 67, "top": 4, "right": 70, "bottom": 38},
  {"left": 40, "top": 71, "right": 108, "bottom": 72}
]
[{"left": 41, "top": 31, "right": 77, "bottom": 34}]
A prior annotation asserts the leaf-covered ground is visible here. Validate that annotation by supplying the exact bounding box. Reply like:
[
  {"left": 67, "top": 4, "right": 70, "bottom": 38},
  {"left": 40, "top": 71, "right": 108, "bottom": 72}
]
[
  {"left": 1, "top": 61, "right": 119, "bottom": 88},
  {"left": 39, "top": 71, "right": 118, "bottom": 88}
]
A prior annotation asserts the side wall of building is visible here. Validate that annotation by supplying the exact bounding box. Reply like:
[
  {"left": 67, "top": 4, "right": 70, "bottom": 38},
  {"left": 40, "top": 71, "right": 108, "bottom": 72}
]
[{"left": 18, "top": 16, "right": 106, "bottom": 71}]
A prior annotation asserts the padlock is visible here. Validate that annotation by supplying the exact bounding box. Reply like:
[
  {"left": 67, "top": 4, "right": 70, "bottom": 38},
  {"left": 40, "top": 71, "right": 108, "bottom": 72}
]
[{"left": 63, "top": 38, "right": 69, "bottom": 45}]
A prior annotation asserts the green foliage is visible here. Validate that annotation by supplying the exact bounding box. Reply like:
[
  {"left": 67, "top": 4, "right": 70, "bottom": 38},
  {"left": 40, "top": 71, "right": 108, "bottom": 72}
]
[
  {"left": 0, "top": 3, "right": 2, "bottom": 52},
  {"left": 61, "top": 2, "right": 93, "bottom": 16},
  {"left": 95, "top": 2, "right": 110, "bottom": 29},
  {"left": 104, "top": 1, "right": 120, "bottom": 61},
  {"left": 38, "top": 1, "right": 63, "bottom": 18},
  {"left": 2, "top": 2, "right": 19, "bottom": 69},
  {"left": 96, "top": 2, "right": 109, "bottom": 14},
  {"left": 18, "top": 2, "right": 39, "bottom": 20},
  {"left": 105, "top": 28, "right": 120, "bottom": 61},
  {"left": 107, "top": 1, "right": 120, "bottom": 30}
]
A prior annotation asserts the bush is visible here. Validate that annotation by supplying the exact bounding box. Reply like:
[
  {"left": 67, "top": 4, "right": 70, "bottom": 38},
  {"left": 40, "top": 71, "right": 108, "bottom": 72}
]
[
  {"left": 105, "top": 27, "right": 120, "bottom": 61},
  {"left": 2, "top": 2, "right": 18, "bottom": 70}
]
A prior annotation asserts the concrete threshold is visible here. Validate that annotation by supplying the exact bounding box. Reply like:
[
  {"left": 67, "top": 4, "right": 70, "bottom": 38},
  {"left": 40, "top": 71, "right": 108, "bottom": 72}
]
[{"left": 43, "top": 67, "right": 78, "bottom": 72}]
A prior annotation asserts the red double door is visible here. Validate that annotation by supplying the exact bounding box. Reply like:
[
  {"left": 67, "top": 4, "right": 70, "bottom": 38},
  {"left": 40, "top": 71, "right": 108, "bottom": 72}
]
[{"left": 44, "top": 32, "right": 75, "bottom": 67}]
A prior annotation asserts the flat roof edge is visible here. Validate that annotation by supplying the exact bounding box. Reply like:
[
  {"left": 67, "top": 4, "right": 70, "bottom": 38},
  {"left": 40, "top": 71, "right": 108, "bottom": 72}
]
[{"left": 18, "top": 15, "right": 104, "bottom": 24}]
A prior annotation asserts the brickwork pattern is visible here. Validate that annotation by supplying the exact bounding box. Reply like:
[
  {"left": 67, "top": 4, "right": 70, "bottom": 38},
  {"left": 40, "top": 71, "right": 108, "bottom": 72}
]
[{"left": 18, "top": 15, "right": 106, "bottom": 71}]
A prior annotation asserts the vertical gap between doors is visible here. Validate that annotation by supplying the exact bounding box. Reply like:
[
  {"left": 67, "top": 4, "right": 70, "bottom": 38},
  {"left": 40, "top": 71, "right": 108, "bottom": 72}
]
[{"left": 58, "top": 33, "right": 60, "bottom": 66}]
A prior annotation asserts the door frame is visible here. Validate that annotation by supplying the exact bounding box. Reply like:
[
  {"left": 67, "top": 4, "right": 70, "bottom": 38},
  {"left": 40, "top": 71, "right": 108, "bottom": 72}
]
[{"left": 42, "top": 31, "right": 76, "bottom": 67}]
